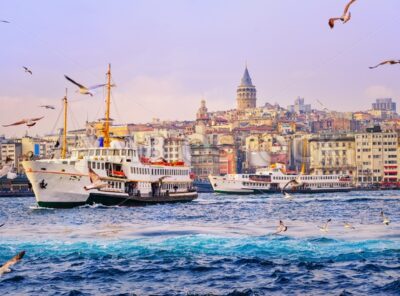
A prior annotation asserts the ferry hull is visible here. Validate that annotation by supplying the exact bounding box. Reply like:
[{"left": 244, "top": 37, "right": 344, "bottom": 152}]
[
  {"left": 87, "top": 192, "right": 198, "bottom": 206},
  {"left": 23, "top": 161, "right": 90, "bottom": 207}
]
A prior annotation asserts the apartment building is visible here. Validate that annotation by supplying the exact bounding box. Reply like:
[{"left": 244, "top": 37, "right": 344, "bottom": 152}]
[
  {"left": 355, "top": 127, "right": 398, "bottom": 185},
  {"left": 309, "top": 134, "right": 356, "bottom": 177}
]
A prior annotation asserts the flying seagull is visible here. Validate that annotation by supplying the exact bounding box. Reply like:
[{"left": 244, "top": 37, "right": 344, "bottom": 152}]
[
  {"left": 0, "top": 157, "right": 17, "bottom": 179},
  {"left": 381, "top": 211, "right": 390, "bottom": 226},
  {"left": 22, "top": 66, "right": 32, "bottom": 75},
  {"left": 282, "top": 178, "right": 301, "bottom": 192},
  {"left": 84, "top": 167, "right": 108, "bottom": 190},
  {"left": 0, "top": 251, "right": 25, "bottom": 276},
  {"left": 274, "top": 220, "right": 288, "bottom": 235},
  {"left": 329, "top": 0, "right": 357, "bottom": 29},
  {"left": 318, "top": 219, "right": 332, "bottom": 232},
  {"left": 39, "top": 105, "right": 55, "bottom": 110},
  {"left": 0, "top": 20, "right": 10, "bottom": 23},
  {"left": 369, "top": 60, "right": 400, "bottom": 69},
  {"left": 2, "top": 116, "right": 44, "bottom": 128},
  {"left": 64, "top": 75, "right": 105, "bottom": 96}
]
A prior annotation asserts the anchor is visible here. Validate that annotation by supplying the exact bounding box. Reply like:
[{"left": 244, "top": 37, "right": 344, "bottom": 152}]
[{"left": 39, "top": 179, "right": 48, "bottom": 189}]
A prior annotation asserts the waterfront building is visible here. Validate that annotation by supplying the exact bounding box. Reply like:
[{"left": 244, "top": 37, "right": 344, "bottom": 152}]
[
  {"left": 21, "top": 136, "right": 51, "bottom": 159},
  {"left": 309, "top": 134, "right": 356, "bottom": 177},
  {"left": 190, "top": 144, "right": 220, "bottom": 180},
  {"left": 355, "top": 126, "right": 398, "bottom": 185},
  {"left": 236, "top": 67, "right": 257, "bottom": 111},
  {"left": 244, "top": 134, "right": 288, "bottom": 172},
  {"left": 218, "top": 145, "right": 237, "bottom": 175}
]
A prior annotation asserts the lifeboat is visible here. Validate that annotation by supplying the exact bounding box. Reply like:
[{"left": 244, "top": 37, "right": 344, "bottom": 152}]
[{"left": 111, "top": 170, "right": 126, "bottom": 178}]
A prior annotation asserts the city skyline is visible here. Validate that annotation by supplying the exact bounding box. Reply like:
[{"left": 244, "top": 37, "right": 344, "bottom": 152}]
[{"left": 1, "top": 0, "right": 400, "bottom": 137}]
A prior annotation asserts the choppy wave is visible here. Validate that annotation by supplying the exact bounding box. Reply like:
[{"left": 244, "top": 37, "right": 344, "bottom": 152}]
[{"left": 0, "top": 192, "right": 399, "bottom": 295}]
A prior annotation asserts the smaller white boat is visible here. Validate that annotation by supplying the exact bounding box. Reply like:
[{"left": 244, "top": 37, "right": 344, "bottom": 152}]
[{"left": 209, "top": 165, "right": 354, "bottom": 195}]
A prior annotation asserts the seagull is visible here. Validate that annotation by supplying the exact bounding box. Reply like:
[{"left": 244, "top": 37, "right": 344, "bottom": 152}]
[
  {"left": 369, "top": 60, "right": 400, "bottom": 69},
  {"left": 2, "top": 116, "right": 44, "bottom": 127},
  {"left": 0, "top": 157, "right": 14, "bottom": 179},
  {"left": 282, "top": 178, "right": 301, "bottom": 192},
  {"left": 7, "top": 169, "right": 17, "bottom": 180},
  {"left": 4, "top": 156, "right": 13, "bottom": 164},
  {"left": 381, "top": 211, "right": 390, "bottom": 226},
  {"left": 22, "top": 66, "right": 32, "bottom": 75},
  {"left": 0, "top": 223, "right": 4, "bottom": 228},
  {"left": 39, "top": 105, "right": 55, "bottom": 110},
  {"left": 0, "top": 251, "right": 25, "bottom": 276},
  {"left": 282, "top": 191, "right": 293, "bottom": 200},
  {"left": 84, "top": 167, "right": 108, "bottom": 190},
  {"left": 274, "top": 220, "right": 288, "bottom": 235},
  {"left": 0, "top": 20, "right": 10, "bottom": 24},
  {"left": 344, "top": 222, "right": 355, "bottom": 229},
  {"left": 318, "top": 219, "right": 332, "bottom": 232},
  {"left": 329, "top": 0, "right": 357, "bottom": 29},
  {"left": 64, "top": 75, "right": 105, "bottom": 96}
]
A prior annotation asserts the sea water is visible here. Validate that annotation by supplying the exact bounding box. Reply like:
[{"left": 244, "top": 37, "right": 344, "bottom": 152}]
[{"left": 0, "top": 192, "right": 399, "bottom": 295}]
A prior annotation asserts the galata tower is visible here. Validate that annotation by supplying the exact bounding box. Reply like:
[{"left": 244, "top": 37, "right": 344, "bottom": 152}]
[{"left": 236, "top": 66, "right": 257, "bottom": 111}]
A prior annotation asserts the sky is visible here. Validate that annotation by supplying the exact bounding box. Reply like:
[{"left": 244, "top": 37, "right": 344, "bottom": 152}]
[{"left": 1, "top": 0, "right": 400, "bottom": 137}]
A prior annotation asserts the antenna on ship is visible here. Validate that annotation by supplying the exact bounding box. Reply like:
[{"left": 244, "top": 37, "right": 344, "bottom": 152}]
[
  {"left": 103, "top": 63, "right": 112, "bottom": 148},
  {"left": 61, "top": 88, "right": 68, "bottom": 159}
]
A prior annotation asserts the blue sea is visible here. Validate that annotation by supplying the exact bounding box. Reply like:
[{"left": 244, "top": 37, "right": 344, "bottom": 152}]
[{"left": 0, "top": 192, "right": 399, "bottom": 296}]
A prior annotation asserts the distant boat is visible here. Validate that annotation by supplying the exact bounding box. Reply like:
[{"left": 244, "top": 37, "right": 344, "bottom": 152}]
[
  {"left": 209, "top": 166, "right": 354, "bottom": 195},
  {"left": 0, "top": 174, "right": 34, "bottom": 197}
]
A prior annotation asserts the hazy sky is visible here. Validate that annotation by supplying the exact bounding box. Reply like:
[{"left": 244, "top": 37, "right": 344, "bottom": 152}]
[{"left": 1, "top": 0, "right": 400, "bottom": 137}]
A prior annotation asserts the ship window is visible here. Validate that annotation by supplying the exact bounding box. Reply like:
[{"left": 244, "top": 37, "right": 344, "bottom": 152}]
[
  {"left": 101, "top": 163, "right": 105, "bottom": 170},
  {"left": 113, "top": 150, "right": 119, "bottom": 156},
  {"left": 95, "top": 150, "right": 100, "bottom": 156},
  {"left": 92, "top": 162, "right": 95, "bottom": 169},
  {"left": 89, "top": 150, "right": 94, "bottom": 156},
  {"left": 122, "top": 150, "right": 126, "bottom": 156},
  {"left": 97, "top": 163, "right": 100, "bottom": 170}
]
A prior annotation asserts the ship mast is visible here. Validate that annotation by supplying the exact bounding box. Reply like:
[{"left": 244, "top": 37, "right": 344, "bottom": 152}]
[
  {"left": 61, "top": 89, "right": 68, "bottom": 159},
  {"left": 300, "top": 136, "right": 307, "bottom": 174},
  {"left": 103, "top": 63, "right": 112, "bottom": 148}
]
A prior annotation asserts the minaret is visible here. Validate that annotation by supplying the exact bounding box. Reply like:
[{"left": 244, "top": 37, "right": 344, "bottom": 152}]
[{"left": 236, "top": 66, "right": 257, "bottom": 111}]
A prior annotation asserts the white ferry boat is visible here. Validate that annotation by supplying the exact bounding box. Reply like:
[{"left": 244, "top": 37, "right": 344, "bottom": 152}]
[
  {"left": 23, "top": 147, "right": 197, "bottom": 208},
  {"left": 209, "top": 167, "right": 354, "bottom": 195},
  {"left": 22, "top": 65, "right": 197, "bottom": 208}
]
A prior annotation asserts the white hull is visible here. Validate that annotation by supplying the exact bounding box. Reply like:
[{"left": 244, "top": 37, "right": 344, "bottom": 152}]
[{"left": 24, "top": 161, "right": 89, "bottom": 206}]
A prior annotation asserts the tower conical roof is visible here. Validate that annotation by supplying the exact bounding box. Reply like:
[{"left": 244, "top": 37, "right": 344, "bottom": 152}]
[{"left": 240, "top": 67, "right": 253, "bottom": 86}]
